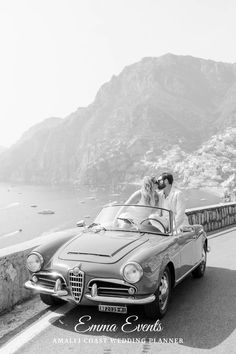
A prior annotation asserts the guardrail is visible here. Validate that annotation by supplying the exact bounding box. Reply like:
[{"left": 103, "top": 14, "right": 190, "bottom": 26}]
[
  {"left": 186, "top": 202, "right": 236, "bottom": 233},
  {"left": 0, "top": 202, "right": 236, "bottom": 314}
]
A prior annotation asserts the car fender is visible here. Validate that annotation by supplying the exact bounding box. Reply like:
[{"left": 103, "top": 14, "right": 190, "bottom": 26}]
[
  {"left": 154, "top": 253, "right": 175, "bottom": 291},
  {"left": 27, "top": 228, "right": 81, "bottom": 269}
]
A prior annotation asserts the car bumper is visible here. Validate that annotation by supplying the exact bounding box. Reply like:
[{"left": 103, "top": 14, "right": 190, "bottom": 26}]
[
  {"left": 25, "top": 280, "right": 156, "bottom": 305},
  {"left": 24, "top": 280, "right": 68, "bottom": 297},
  {"left": 85, "top": 293, "right": 155, "bottom": 304}
]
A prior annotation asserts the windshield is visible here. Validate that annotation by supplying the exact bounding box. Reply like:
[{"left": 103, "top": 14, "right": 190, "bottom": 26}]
[{"left": 92, "top": 204, "right": 173, "bottom": 235}]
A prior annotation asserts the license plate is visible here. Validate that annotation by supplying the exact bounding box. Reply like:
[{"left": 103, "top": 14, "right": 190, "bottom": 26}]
[{"left": 98, "top": 304, "right": 127, "bottom": 314}]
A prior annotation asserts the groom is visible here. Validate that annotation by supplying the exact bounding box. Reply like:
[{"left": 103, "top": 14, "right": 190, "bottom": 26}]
[{"left": 155, "top": 172, "right": 189, "bottom": 231}]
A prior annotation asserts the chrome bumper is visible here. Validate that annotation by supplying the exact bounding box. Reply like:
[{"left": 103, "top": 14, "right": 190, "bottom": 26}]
[
  {"left": 25, "top": 280, "right": 156, "bottom": 305},
  {"left": 24, "top": 280, "right": 68, "bottom": 297},
  {"left": 85, "top": 293, "right": 155, "bottom": 305}
]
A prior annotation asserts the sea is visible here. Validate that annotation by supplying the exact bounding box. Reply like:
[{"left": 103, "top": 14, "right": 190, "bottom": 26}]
[{"left": 0, "top": 182, "right": 222, "bottom": 249}]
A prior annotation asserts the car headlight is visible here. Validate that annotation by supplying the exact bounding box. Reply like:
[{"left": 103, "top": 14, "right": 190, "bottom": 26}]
[
  {"left": 26, "top": 252, "right": 44, "bottom": 272},
  {"left": 122, "top": 262, "right": 143, "bottom": 283}
]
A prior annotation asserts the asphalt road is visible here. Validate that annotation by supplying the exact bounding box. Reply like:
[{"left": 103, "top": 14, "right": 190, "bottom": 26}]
[{"left": 1, "top": 229, "right": 236, "bottom": 354}]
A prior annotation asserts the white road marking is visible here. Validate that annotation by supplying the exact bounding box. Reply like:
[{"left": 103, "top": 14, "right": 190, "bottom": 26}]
[{"left": 0, "top": 303, "right": 75, "bottom": 354}]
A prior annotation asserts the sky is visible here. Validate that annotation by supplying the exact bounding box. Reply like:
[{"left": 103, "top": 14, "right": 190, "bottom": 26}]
[{"left": 0, "top": 0, "right": 236, "bottom": 147}]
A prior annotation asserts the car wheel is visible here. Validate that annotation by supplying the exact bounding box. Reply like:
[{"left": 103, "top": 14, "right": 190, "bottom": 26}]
[
  {"left": 144, "top": 267, "right": 171, "bottom": 319},
  {"left": 40, "top": 293, "right": 66, "bottom": 306},
  {"left": 192, "top": 247, "right": 207, "bottom": 278}
]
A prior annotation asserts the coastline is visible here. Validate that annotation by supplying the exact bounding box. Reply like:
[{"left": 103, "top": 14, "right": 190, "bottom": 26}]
[{"left": 0, "top": 182, "right": 222, "bottom": 249}]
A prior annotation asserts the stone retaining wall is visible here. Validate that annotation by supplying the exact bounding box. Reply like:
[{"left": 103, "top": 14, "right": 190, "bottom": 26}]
[
  {"left": 0, "top": 229, "right": 78, "bottom": 314},
  {"left": 186, "top": 202, "right": 236, "bottom": 233},
  {"left": 1, "top": 202, "right": 236, "bottom": 314},
  {"left": 0, "top": 247, "right": 35, "bottom": 315}
]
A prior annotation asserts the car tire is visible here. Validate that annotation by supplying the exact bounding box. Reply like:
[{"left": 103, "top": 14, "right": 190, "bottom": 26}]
[
  {"left": 144, "top": 266, "right": 171, "bottom": 319},
  {"left": 192, "top": 247, "right": 207, "bottom": 278},
  {"left": 40, "top": 293, "right": 66, "bottom": 306}
]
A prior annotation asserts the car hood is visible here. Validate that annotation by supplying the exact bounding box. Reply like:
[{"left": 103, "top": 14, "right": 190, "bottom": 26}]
[{"left": 58, "top": 230, "right": 150, "bottom": 264}]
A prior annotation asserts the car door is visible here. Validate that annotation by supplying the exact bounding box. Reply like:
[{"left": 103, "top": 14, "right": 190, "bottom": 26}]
[
  {"left": 175, "top": 230, "right": 195, "bottom": 280},
  {"left": 192, "top": 229, "right": 205, "bottom": 265}
]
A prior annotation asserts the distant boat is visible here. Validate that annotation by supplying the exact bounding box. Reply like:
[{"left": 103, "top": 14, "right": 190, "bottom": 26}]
[
  {"left": 38, "top": 209, "right": 55, "bottom": 215},
  {"left": 30, "top": 205, "right": 37, "bottom": 208},
  {"left": 87, "top": 196, "right": 96, "bottom": 200},
  {"left": 1, "top": 230, "right": 22, "bottom": 238},
  {"left": 200, "top": 198, "right": 206, "bottom": 201}
]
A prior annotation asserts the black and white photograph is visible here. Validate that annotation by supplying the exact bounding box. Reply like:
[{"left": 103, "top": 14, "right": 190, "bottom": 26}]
[{"left": 0, "top": 1, "right": 235, "bottom": 353}]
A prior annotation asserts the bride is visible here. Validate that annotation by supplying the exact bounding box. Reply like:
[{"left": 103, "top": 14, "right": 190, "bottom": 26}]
[{"left": 125, "top": 176, "right": 159, "bottom": 206}]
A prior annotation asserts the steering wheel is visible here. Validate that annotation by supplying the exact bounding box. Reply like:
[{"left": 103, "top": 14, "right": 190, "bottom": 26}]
[{"left": 140, "top": 217, "right": 167, "bottom": 233}]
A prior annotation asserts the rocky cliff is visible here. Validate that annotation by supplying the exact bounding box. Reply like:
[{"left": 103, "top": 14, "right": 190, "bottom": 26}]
[{"left": 0, "top": 54, "right": 236, "bottom": 189}]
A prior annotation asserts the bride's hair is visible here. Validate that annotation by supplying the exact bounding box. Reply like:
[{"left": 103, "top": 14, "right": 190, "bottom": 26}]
[{"left": 140, "top": 176, "right": 156, "bottom": 206}]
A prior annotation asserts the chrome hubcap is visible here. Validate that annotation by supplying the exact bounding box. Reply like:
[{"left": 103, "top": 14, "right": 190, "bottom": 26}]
[{"left": 159, "top": 272, "right": 169, "bottom": 311}]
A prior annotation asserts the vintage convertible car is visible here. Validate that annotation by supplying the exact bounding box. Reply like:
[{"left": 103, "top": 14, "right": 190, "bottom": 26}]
[{"left": 25, "top": 204, "right": 209, "bottom": 319}]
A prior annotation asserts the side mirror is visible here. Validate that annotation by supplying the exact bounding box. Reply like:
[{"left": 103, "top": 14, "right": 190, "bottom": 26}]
[{"left": 77, "top": 220, "right": 86, "bottom": 227}]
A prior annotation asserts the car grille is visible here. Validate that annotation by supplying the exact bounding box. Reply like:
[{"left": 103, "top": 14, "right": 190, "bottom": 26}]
[
  {"left": 33, "top": 272, "right": 66, "bottom": 290},
  {"left": 69, "top": 270, "right": 84, "bottom": 302},
  {"left": 88, "top": 280, "right": 136, "bottom": 297}
]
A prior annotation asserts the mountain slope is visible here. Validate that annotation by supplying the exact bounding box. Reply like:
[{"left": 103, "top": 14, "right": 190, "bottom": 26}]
[{"left": 0, "top": 54, "right": 236, "bottom": 187}]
